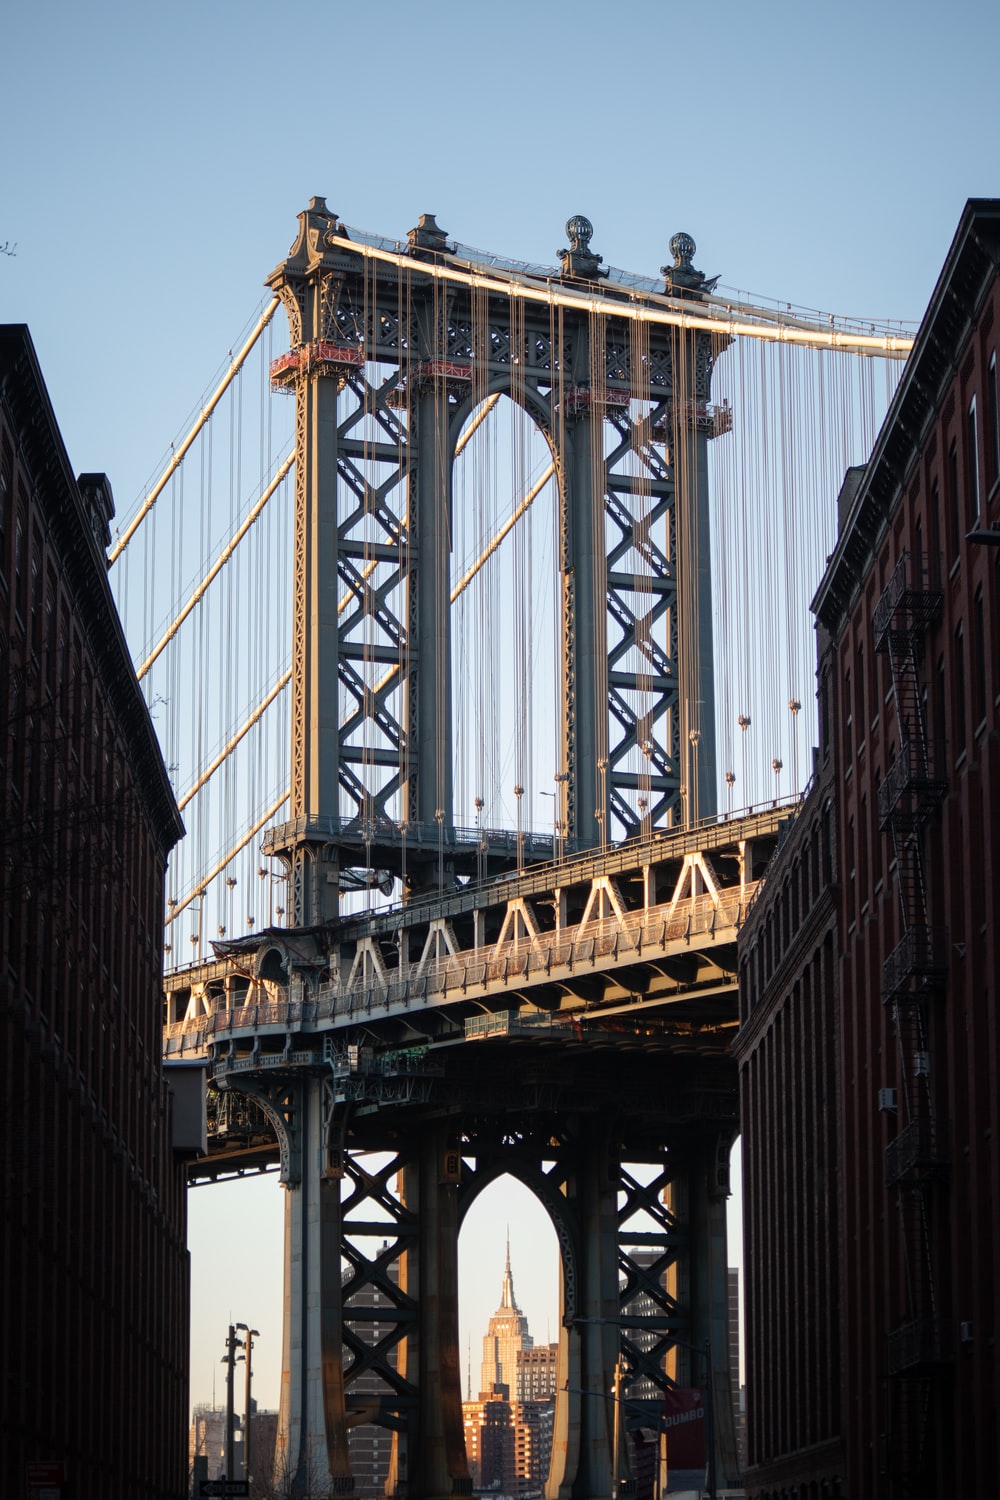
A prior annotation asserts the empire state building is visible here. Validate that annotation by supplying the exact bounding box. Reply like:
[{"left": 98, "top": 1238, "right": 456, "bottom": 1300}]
[{"left": 479, "top": 1238, "right": 533, "bottom": 1396}]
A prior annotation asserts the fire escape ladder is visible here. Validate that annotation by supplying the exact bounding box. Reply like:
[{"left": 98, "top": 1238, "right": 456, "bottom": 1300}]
[
  {"left": 875, "top": 552, "right": 948, "bottom": 999},
  {"left": 883, "top": 1374, "right": 934, "bottom": 1497},
  {"left": 872, "top": 552, "right": 952, "bottom": 1427}
]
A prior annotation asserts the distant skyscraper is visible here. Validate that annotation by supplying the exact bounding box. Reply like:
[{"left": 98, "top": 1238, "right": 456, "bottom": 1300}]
[
  {"left": 466, "top": 1243, "right": 555, "bottom": 1496},
  {"left": 480, "top": 1237, "right": 533, "bottom": 1397}
]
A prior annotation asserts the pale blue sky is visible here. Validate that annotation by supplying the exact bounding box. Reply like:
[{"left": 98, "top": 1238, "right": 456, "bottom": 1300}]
[{"left": 3, "top": 0, "right": 997, "bottom": 1414}]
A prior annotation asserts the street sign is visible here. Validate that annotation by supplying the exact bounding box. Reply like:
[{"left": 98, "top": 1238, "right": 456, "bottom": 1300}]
[
  {"left": 198, "top": 1483, "right": 249, "bottom": 1498},
  {"left": 27, "top": 1460, "right": 66, "bottom": 1499}
]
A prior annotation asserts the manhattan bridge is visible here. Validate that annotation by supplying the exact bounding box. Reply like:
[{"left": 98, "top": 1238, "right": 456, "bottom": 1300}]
[{"left": 112, "top": 199, "right": 913, "bottom": 1497}]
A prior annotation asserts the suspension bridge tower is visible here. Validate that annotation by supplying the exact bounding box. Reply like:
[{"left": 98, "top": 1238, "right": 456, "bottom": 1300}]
[{"left": 222, "top": 198, "right": 736, "bottom": 1499}]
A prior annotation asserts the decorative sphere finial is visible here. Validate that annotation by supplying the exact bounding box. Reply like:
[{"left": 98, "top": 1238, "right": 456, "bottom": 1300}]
[
  {"left": 669, "top": 232, "right": 697, "bottom": 269},
  {"left": 558, "top": 215, "right": 605, "bottom": 281},
  {"left": 565, "top": 215, "right": 594, "bottom": 252},
  {"left": 661, "top": 232, "right": 718, "bottom": 300}
]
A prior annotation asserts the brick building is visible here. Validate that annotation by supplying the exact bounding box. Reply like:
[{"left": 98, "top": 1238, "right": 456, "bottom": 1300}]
[
  {"left": 736, "top": 200, "right": 1000, "bottom": 1499},
  {"left": 0, "top": 326, "right": 189, "bottom": 1498},
  {"left": 735, "top": 767, "right": 842, "bottom": 1495}
]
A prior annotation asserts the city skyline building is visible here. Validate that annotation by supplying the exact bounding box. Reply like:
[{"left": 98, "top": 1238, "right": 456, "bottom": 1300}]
[
  {"left": 515, "top": 1345, "right": 559, "bottom": 1404},
  {"left": 479, "top": 1236, "right": 534, "bottom": 1399},
  {"left": 465, "top": 1245, "right": 557, "bottom": 1496}
]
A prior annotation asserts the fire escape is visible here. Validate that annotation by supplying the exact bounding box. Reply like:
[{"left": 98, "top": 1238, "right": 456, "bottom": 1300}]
[{"left": 873, "top": 550, "right": 950, "bottom": 1496}]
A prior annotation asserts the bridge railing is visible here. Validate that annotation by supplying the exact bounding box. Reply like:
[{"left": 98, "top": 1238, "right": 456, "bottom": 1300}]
[{"left": 165, "top": 882, "right": 758, "bottom": 1049}]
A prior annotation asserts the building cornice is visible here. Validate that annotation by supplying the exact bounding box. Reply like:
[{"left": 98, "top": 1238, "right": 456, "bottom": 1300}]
[{"left": 0, "top": 324, "right": 183, "bottom": 852}]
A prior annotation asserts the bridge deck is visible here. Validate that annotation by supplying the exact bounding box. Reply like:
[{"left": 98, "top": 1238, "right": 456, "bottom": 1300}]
[{"left": 164, "top": 809, "right": 796, "bottom": 1158}]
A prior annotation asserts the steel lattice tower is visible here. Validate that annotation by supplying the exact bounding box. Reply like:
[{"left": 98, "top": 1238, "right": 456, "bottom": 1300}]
[{"left": 263, "top": 199, "right": 725, "bottom": 923}]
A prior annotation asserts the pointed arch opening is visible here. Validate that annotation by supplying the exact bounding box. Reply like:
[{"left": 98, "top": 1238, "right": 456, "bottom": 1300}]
[{"left": 458, "top": 1172, "right": 562, "bottom": 1490}]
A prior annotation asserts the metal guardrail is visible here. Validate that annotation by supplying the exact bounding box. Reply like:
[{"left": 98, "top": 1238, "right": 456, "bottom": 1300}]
[
  {"left": 873, "top": 550, "right": 942, "bottom": 648},
  {"left": 464, "top": 1011, "right": 555, "bottom": 1040},
  {"left": 263, "top": 813, "right": 562, "bottom": 857},
  {"left": 165, "top": 885, "right": 755, "bottom": 1051},
  {"left": 885, "top": 1116, "right": 950, "bottom": 1185},
  {"left": 340, "top": 799, "right": 800, "bottom": 942},
  {"left": 881, "top": 925, "right": 949, "bottom": 1000},
  {"left": 877, "top": 739, "right": 947, "bottom": 826},
  {"left": 886, "top": 1318, "right": 953, "bottom": 1375}
]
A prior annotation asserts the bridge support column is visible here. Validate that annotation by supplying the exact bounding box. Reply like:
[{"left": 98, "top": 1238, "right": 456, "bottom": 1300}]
[
  {"left": 389, "top": 1124, "right": 469, "bottom": 1500},
  {"left": 674, "top": 392, "right": 717, "bottom": 825},
  {"left": 668, "top": 1129, "right": 740, "bottom": 1491},
  {"left": 275, "top": 1077, "right": 353, "bottom": 1498},
  {"left": 562, "top": 409, "right": 607, "bottom": 852},
  {"left": 408, "top": 375, "right": 455, "bottom": 859},
  {"left": 549, "top": 1116, "right": 619, "bottom": 1500}
]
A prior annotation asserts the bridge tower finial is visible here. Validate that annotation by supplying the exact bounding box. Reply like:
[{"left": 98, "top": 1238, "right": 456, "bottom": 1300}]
[
  {"left": 661, "top": 232, "right": 720, "bottom": 299},
  {"left": 559, "top": 215, "right": 607, "bottom": 279}
]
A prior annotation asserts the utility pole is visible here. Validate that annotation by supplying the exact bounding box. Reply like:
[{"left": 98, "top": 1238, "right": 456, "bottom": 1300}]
[
  {"left": 702, "top": 1337, "right": 716, "bottom": 1500},
  {"left": 612, "top": 1354, "right": 624, "bottom": 1500},
  {"left": 222, "top": 1323, "right": 243, "bottom": 1480},
  {"left": 236, "top": 1323, "right": 260, "bottom": 1481}
]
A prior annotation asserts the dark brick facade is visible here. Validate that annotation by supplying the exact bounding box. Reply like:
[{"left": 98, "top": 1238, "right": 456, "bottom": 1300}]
[
  {"left": 735, "top": 772, "right": 844, "bottom": 1498},
  {"left": 736, "top": 200, "right": 1000, "bottom": 1499},
  {"left": 1, "top": 327, "right": 188, "bottom": 1498}
]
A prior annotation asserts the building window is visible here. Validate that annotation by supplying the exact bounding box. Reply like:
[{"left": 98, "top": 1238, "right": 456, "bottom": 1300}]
[
  {"left": 974, "top": 587, "right": 986, "bottom": 726},
  {"left": 30, "top": 554, "right": 41, "bottom": 653},
  {"left": 948, "top": 439, "right": 961, "bottom": 563},
  {"left": 843, "top": 668, "right": 852, "bottom": 761},
  {"left": 988, "top": 352, "right": 999, "bottom": 489},
  {"left": 14, "top": 515, "right": 25, "bottom": 618},
  {"left": 856, "top": 644, "right": 866, "bottom": 742},
  {"left": 914, "top": 515, "right": 924, "bottom": 584},
  {"left": 0, "top": 468, "right": 7, "bottom": 570},
  {"left": 955, "top": 623, "right": 966, "bottom": 756},
  {"left": 929, "top": 478, "right": 941, "bottom": 585},
  {"left": 968, "top": 397, "right": 980, "bottom": 524}
]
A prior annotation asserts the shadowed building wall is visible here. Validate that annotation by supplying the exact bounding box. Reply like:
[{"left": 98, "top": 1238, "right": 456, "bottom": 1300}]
[
  {"left": 737, "top": 199, "right": 1000, "bottom": 1500},
  {"left": 0, "top": 326, "right": 188, "bottom": 1500}
]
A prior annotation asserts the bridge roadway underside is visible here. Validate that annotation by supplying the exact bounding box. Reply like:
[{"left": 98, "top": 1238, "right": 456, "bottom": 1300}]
[{"left": 165, "top": 809, "right": 791, "bottom": 1499}]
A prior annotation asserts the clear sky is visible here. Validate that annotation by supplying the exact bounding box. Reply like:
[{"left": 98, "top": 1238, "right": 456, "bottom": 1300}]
[{"left": 3, "top": 0, "right": 998, "bottom": 1416}]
